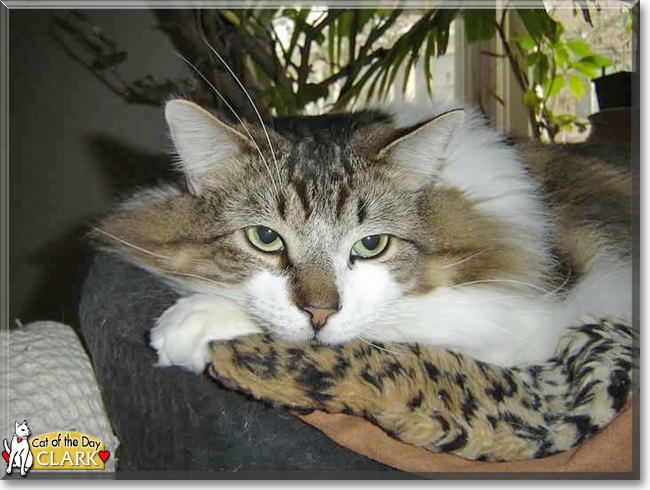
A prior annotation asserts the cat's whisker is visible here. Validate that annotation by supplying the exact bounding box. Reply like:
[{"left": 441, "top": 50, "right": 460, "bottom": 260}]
[
  {"left": 171, "top": 50, "right": 278, "bottom": 194},
  {"left": 378, "top": 305, "right": 549, "bottom": 324},
  {"left": 449, "top": 279, "right": 553, "bottom": 295},
  {"left": 162, "top": 271, "right": 251, "bottom": 302},
  {"left": 379, "top": 316, "right": 541, "bottom": 356},
  {"left": 92, "top": 227, "right": 173, "bottom": 261},
  {"left": 543, "top": 270, "right": 573, "bottom": 299},
  {"left": 443, "top": 249, "right": 492, "bottom": 269},
  {"left": 356, "top": 323, "right": 382, "bottom": 334},
  {"left": 183, "top": 286, "right": 249, "bottom": 302},
  {"left": 355, "top": 335, "right": 410, "bottom": 357},
  {"left": 374, "top": 299, "right": 553, "bottom": 325},
  {"left": 479, "top": 322, "right": 545, "bottom": 354},
  {"left": 356, "top": 327, "right": 385, "bottom": 340},
  {"left": 201, "top": 37, "right": 283, "bottom": 189},
  {"left": 350, "top": 307, "right": 400, "bottom": 334},
  {"left": 93, "top": 226, "right": 248, "bottom": 300}
]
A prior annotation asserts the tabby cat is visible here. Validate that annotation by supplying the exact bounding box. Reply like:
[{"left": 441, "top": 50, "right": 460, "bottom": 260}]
[{"left": 91, "top": 98, "right": 632, "bottom": 372}]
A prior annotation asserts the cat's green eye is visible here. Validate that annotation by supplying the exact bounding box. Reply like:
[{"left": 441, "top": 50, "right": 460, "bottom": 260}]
[
  {"left": 246, "top": 226, "right": 284, "bottom": 253},
  {"left": 351, "top": 234, "right": 390, "bottom": 259}
]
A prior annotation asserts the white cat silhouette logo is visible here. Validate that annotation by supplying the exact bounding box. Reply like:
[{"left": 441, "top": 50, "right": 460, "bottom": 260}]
[{"left": 3, "top": 420, "right": 34, "bottom": 477}]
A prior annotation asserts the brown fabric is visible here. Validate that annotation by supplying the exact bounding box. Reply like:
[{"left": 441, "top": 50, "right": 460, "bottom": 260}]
[{"left": 298, "top": 397, "right": 635, "bottom": 474}]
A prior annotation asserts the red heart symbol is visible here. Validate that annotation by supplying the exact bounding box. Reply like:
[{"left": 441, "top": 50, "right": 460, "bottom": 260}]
[
  {"left": 98, "top": 450, "right": 110, "bottom": 463},
  {"left": 2, "top": 450, "right": 8, "bottom": 463}
]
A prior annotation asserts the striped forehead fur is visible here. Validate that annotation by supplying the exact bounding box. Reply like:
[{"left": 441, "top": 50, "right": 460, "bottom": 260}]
[{"left": 95, "top": 98, "right": 552, "bottom": 290}]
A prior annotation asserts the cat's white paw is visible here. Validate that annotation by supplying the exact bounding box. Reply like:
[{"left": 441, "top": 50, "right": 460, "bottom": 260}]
[{"left": 150, "top": 295, "right": 262, "bottom": 373}]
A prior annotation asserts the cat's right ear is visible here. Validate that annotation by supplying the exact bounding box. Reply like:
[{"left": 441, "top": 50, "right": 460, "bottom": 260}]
[
  {"left": 165, "top": 99, "right": 250, "bottom": 194},
  {"left": 377, "top": 109, "right": 465, "bottom": 177}
]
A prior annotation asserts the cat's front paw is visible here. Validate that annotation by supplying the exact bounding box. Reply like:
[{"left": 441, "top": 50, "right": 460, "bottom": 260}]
[{"left": 150, "top": 295, "right": 262, "bottom": 373}]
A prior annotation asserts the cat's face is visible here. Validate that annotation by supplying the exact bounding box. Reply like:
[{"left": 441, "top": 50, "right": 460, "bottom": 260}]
[
  {"left": 214, "top": 135, "right": 428, "bottom": 343},
  {"left": 15, "top": 421, "right": 30, "bottom": 438},
  {"left": 94, "top": 100, "right": 537, "bottom": 344}
]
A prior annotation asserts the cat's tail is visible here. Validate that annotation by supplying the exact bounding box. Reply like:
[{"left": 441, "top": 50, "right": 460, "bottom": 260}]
[{"left": 3, "top": 438, "right": 9, "bottom": 453}]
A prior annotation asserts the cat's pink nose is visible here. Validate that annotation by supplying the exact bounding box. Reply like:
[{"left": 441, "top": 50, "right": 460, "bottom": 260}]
[{"left": 302, "top": 307, "right": 338, "bottom": 333}]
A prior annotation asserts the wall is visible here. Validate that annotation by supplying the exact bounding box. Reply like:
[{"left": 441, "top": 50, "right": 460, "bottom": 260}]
[{"left": 9, "top": 9, "right": 184, "bottom": 324}]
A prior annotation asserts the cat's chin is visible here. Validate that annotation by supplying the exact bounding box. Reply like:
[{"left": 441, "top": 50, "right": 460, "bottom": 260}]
[
  {"left": 269, "top": 328, "right": 316, "bottom": 344},
  {"left": 268, "top": 325, "right": 356, "bottom": 345},
  {"left": 312, "top": 327, "right": 358, "bottom": 346}
]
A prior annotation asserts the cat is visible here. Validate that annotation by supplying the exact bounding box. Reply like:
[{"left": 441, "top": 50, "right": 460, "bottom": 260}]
[
  {"left": 4, "top": 421, "right": 34, "bottom": 476},
  {"left": 90, "top": 97, "right": 632, "bottom": 373}
]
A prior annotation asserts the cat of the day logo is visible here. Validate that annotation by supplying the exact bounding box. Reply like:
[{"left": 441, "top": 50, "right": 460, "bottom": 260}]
[{"left": 3, "top": 421, "right": 110, "bottom": 477}]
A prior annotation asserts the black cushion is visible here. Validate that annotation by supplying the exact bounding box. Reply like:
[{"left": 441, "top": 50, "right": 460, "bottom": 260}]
[{"left": 79, "top": 254, "right": 412, "bottom": 478}]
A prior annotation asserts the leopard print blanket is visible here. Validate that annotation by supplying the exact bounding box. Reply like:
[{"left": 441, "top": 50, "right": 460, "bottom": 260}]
[{"left": 208, "top": 317, "right": 637, "bottom": 462}]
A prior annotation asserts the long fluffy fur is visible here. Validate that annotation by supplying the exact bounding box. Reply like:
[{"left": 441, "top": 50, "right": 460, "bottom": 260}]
[{"left": 91, "top": 97, "right": 632, "bottom": 370}]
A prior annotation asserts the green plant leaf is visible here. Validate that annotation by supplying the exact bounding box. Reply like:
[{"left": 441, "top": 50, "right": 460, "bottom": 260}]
[
  {"left": 281, "top": 8, "right": 298, "bottom": 18},
  {"left": 515, "top": 34, "right": 536, "bottom": 51},
  {"left": 566, "top": 40, "right": 592, "bottom": 58},
  {"left": 348, "top": 11, "right": 359, "bottom": 61},
  {"left": 258, "top": 9, "right": 279, "bottom": 23},
  {"left": 433, "top": 8, "right": 457, "bottom": 55},
  {"left": 554, "top": 113, "right": 580, "bottom": 132},
  {"left": 525, "top": 51, "right": 542, "bottom": 67},
  {"left": 568, "top": 74, "right": 585, "bottom": 99},
  {"left": 436, "top": 26, "right": 450, "bottom": 56},
  {"left": 381, "top": 46, "right": 409, "bottom": 98},
  {"left": 402, "top": 53, "right": 417, "bottom": 94},
  {"left": 529, "top": 52, "right": 549, "bottom": 84},
  {"left": 286, "top": 8, "right": 309, "bottom": 65},
  {"left": 551, "top": 20, "right": 564, "bottom": 44},
  {"left": 516, "top": 8, "right": 557, "bottom": 42},
  {"left": 338, "top": 11, "right": 354, "bottom": 42},
  {"left": 297, "top": 83, "right": 329, "bottom": 104},
  {"left": 358, "top": 9, "right": 376, "bottom": 30},
  {"left": 463, "top": 9, "right": 496, "bottom": 43},
  {"left": 265, "top": 85, "right": 295, "bottom": 116},
  {"left": 580, "top": 7, "right": 593, "bottom": 27},
  {"left": 251, "top": 59, "right": 271, "bottom": 89},
  {"left": 328, "top": 19, "right": 335, "bottom": 67},
  {"left": 571, "top": 60, "right": 599, "bottom": 79},
  {"left": 554, "top": 44, "right": 569, "bottom": 66},
  {"left": 365, "top": 63, "right": 384, "bottom": 101},
  {"left": 538, "top": 53, "right": 550, "bottom": 82},
  {"left": 580, "top": 54, "right": 612, "bottom": 68},
  {"left": 222, "top": 10, "right": 240, "bottom": 26},
  {"left": 346, "top": 59, "right": 382, "bottom": 103},
  {"left": 523, "top": 88, "right": 540, "bottom": 108},
  {"left": 336, "top": 13, "right": 344, "bottom": 66},
  {"left": 543, "top": 74, "right": 564, "bottom": 98},
  {"left": 424, "top": 31, "right": 436, "bottom": 95}
]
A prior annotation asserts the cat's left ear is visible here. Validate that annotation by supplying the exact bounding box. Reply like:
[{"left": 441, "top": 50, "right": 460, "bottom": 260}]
[
  {"left": 378, "top": 109, "right": 465, "bottom": 175},
  {"left": 165, "top": 99, "right": 251, "bottom": 194}
]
